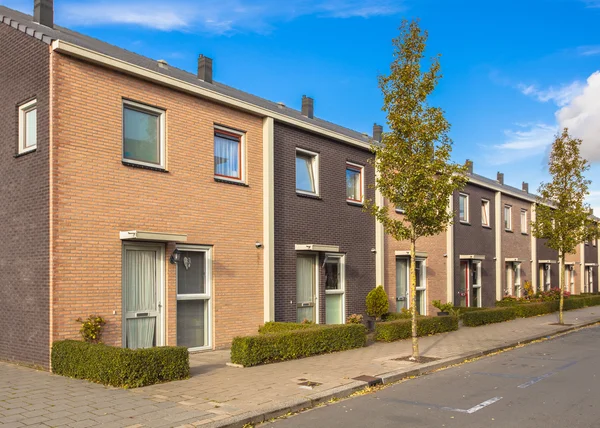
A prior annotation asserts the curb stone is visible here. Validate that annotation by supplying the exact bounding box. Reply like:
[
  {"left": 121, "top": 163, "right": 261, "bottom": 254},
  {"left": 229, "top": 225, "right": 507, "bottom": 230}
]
[{"left": 194, "top": 318, "right": 600, "bottom": 428}]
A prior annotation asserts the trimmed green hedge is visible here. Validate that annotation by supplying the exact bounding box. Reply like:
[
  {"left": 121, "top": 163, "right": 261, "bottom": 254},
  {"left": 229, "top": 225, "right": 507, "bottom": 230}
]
[
  {"left": 511, "top": 301, "right": 558, "bottom": 318},
  {"left": 51, "top": 340, "right": 189, "bottom": 388},
  {"left": 381, "top": 312, "right": 412, "bottom": 321},
  {"left": 258, "top": 322, "right": 322, "bottom": 334},
  {"left": 375, "top": 316, "right": 459, "bottom": 342},
  {"left": 461, "top": 307, "right": 517, "bottom": 327},
  {"left": 231, "top": 324, "right": 366, "bottom": 367}
]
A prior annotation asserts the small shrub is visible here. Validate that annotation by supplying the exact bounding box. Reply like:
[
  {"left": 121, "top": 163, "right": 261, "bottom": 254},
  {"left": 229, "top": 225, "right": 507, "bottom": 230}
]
[
  {"left": 432, "top": 300, "right": 454, "bottom": 313},
  {"left": 375, "top": 316, "right": 458, "bottom": 342},
  {"left": 523, "top": 280, "right": 534, "bottom": 298},
  {"left": 366, "top": 286, "right": 389, "bottom": 320},
  {"left": 461, "top": 307, "right": 517, "bottom": 327},
  {"left": 346, "top": 314, "right": 364, "bottom": 324},
  {"left": 382, "top": 309, "right": 412, "bottom": 321},
  {"left": 231, "top": 324, "right": 366, "bottom": 367},
  {"left": 51, "top": 341, "right": 189, "bottom": 388},
  {"left": 75, "top": 315, "right": 106, "bottom": 343},
  {"left": 258, "top": 322, "right": 321, "bottom": 334}
]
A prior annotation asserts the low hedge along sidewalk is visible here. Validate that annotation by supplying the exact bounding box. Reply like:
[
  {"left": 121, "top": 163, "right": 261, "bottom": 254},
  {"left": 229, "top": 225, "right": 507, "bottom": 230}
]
[
  {"left": 231, "top": 323, "right": 366, "bottom": 367},
  {"left": 51, "top": 340, "right": 189, "bottom": 388},
  {"left": 258, "top": 321, "right": 323, "bottom": 334},
  {"left": 461, "top": 307, "right": 517, "bottom": 327},
  {"left": 375, "top": 316, "right": 459, "bottom": 342}
]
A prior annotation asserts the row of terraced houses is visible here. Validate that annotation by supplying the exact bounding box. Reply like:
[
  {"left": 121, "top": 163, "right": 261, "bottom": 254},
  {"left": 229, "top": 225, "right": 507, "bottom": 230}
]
[{"left": 1, "top": 1, "right": 599, "bottom": 369}]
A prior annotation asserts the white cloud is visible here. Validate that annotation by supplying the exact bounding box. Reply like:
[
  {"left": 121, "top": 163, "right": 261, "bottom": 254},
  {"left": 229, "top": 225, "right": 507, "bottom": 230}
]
[
  {"left": 485, "top": 123, "right": 557, "bottom": 166},
  {"left": 556, "top": 71, "right": 600, "bottom": 163},
  {"left": 517, "top": 80, "right": 585, "bottom": 107},
  {"left": 53, "top": 0, "right": 403, "bottom": 33},
  {"left": 576, "top": 45, "right": 600, "bottom": 56}
]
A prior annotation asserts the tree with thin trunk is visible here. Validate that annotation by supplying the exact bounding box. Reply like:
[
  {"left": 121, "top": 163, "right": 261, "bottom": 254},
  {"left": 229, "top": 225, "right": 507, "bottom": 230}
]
[
  {"left": 531, "top": 128, "right": 599, "bottom": 324},
  {"left": 367, "top": 20, "right": 468, "bottom": 360}
]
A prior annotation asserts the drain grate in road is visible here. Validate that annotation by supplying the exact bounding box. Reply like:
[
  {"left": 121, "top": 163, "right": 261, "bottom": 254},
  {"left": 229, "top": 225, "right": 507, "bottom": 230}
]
[{"left": 392, "top": 355, "right": 440, "bottom": 363}]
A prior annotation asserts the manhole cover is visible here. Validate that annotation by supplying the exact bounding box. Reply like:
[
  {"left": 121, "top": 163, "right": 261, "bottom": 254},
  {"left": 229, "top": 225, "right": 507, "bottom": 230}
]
[
  {"left": 298, "top": 380, "right": 322, "bottom": 389},
  {"left": 392, "top": 356, "right": 440, "bottom": 363}
]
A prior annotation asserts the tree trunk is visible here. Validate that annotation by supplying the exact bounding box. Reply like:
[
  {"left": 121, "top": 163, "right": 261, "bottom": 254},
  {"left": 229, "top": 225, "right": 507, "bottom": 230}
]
[
  {"left": 559, "top": 252, "right": 564, "bottom": 325},
  {"left": 410, "top": 238, "right": 419, "bottom": 360}
]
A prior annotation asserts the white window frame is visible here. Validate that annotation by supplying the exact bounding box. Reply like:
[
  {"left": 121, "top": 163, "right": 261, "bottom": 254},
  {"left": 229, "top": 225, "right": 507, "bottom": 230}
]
[
  {"left": 18, "top": 99, "right": 37, "bottom": 154},
  {"left": 471, "top": 260, "right": 482, "bottom": 307},
  {"left": 324, "top": 253, "right": 346, "bottom": 324},
  {"left": 415, "top": 258, "right": 427, "bottom": 315},
  {"left": 565, "top": 264, "right": 575, "bottom": 294},
  {"left": 504, "top": 205, "right": 512, "bottom": 231},
  {"left": 459, "top": 193, "right": 469, "bottom": 223},
  {"left": 541, "top": 263, "right": 551, "bottom": 291},
  {"left": 214, "top": 125, "right": 246, "bottom": 183},
  {"left": 514, "top": 262, "right": 521, "bottom": 297},
  {"left": 481, "top": 199, "right": 490, "bottom": 227},
  {"left": 296, "top": 148, "right": 320, "bottom": 196},
  {"left": 345, "top": 162, "right": 364, "bottom": 205},
  {"left": 122, "top": 99, "right": 166, "bottom": 169},
  {"left": 176, "top": 244, "right": 212, "bottom": 351},
  {"left": 520, "top": 209, "right": 528, "bottom": 234}
]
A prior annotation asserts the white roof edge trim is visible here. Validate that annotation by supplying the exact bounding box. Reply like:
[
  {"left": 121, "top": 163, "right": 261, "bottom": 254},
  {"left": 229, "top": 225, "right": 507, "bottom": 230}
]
[
  {"left": 51, "top": 40, "right": 371, "bottom": 150},
  {"left": 119, "top": 230, "right": 188, "bottom": 242},
  {"left": 295, "top": 244, "right": 340, "bottom": 252}
]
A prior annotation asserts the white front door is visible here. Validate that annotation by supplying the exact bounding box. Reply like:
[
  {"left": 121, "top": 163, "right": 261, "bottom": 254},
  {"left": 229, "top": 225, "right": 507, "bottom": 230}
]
[
  {"left": 122, "top": 243, "right": 164, "bottom": 349},
  {"left": 296, "top": 254, "right": 318, "bottom": 323}
]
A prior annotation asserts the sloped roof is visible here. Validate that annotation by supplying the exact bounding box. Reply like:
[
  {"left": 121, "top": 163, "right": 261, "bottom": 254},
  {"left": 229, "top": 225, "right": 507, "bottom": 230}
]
[{"left": 0, "top": 5, "right": 372, "bottom": 145}]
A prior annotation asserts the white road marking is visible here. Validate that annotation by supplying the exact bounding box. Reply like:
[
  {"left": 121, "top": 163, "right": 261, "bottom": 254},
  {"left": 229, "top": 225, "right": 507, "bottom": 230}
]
[
  {"left": 518, "top": 372, "right": 554, "bottom": 388},
  {"left": 465, "top": 396, "right": 503, "bottom": 414}
]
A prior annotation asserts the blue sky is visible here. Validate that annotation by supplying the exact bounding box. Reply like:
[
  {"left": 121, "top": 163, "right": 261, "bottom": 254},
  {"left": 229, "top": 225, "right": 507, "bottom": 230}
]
[{"left": 3, "top": 0, "right": 600, "bottom": 209}]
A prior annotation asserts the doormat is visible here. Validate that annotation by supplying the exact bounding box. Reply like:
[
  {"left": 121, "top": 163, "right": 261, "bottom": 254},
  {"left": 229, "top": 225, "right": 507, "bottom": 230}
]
[
  {"left": 392, "top": 355, "right": 440, "bottom": 363},
  {"left": 548, "top": 323, "right": 574, "bottom": 326}
]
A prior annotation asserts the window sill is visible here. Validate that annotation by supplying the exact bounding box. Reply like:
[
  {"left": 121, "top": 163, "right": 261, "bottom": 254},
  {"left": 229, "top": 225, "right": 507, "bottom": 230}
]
[
  {"left": 459, "top": 221, "right": 471, "bottom": 226},
  {"left": 122, "top": 161, "right": 168, "bottom": 173},
  {"left": 521, "top": 232, "right": 528, "bottom": 236},
  {"left": 296, "top": 192, "right": 322, "bottom": 200},
  {"left": 505, "top": 229, "right": 513, "bottom": 233},
  {"left": 214, "top": 177, "right": 249, "bottom": 187},
  {"left": 14, "top": 148, "right": 36, "bottom": 158},
  {"left": 347, "top": 200, "right": 364, "bottom": 207},
  {"left": 482, "top": 225, "right": 492, "bottom": 229}
]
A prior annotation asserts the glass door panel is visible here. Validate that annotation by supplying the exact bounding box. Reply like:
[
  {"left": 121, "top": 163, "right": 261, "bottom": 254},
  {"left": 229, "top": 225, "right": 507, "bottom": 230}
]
[
  {"left": 297, "top": 255, "right": 316, "bottom": 322},
  {"left": 459, "top": 261, "right": 468, "bottom": 306},
  {"left": 325, "top": 255, "right": 344, "bottom": 324},
  {"left": 396, "top": 258, "right": 408, "bottom": 312}
]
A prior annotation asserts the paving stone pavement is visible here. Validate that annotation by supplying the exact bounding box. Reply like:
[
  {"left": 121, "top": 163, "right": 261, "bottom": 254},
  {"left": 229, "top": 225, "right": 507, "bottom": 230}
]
[{"left": 2, "top": 307, "right": 599, "bottom": 427}]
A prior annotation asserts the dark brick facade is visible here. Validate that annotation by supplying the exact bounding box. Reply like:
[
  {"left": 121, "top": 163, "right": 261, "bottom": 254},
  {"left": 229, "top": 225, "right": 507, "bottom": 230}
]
[
  {"left": 585, "top": 241, "right": 598, "bottom": 292},
  {"left": 0, "top": 24, "right": 50, "bottom": 367},
  {"left": 453, "top": 183, "right": 497, "bottom": 307},
  {"left": 273, "top": 123, "right": 376, "bottom": 323}
]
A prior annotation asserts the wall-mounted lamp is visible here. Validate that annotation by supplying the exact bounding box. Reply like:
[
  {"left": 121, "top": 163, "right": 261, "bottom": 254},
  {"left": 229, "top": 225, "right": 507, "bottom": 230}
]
[
  {"left": 169, "top": 248, "right": 181, "bottom": 264},
  {"left": 370, "top": 248, "right": 377, "bottom": 254},
  {"left": 443, "top": 254, "right": 447, "bottom": 257},
  {"left": 255, "top": 242, "right": 263, "bottom": 248}
]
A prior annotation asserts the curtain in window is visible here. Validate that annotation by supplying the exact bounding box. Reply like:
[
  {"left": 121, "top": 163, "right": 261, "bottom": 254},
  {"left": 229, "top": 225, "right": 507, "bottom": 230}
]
[
  {"left": 346, "top": 168, "right": 361, "bottom": 200},
  {"left": 296, "top": 155, "right": 315, "bottom": 192},
  {"left": 481, "top": 202, "right": 488, "bottom": 225},
  {"left": 326, "top": 294, "right": 342, "bottom": 324},
  {"left": 214, "top": 134, "right": 240, "bottom": 178},
  {"left": 25, "top": 109, "right": 37, "bottom": 148},
  {"left": 125, "top": 250, "right": 157, "bottom": 349},
  {"left": 296, "top": 256, "right": 315, "bottom": 322},
  {"left": 459, "top": 197, "right": 466, "bottom": 220},
  {"left": 123, "top": 107, "right": 159, "bottom": 164},
  {"left": 396, "top": 259, "right": 408, "bottom": 312}
]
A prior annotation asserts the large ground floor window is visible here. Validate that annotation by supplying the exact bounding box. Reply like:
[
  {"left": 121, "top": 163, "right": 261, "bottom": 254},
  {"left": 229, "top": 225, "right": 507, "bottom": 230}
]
[
  {"left": 505, "top": 261, "right": 521, "bottom": 297},
  {"left": 459, "top": 260, "right": 482, "bottom": 307},
  {"left": 540, "top": 263, "right": 552, "bottom": 291},
  {"left": 324, "top": 254, "right": 345, "bottom": 324},
  {"left": 585, "top": 266, "right": 595, "bottom": 293},
  {"left": 176, "top": 245, "right": 212, "bottom": 351}
]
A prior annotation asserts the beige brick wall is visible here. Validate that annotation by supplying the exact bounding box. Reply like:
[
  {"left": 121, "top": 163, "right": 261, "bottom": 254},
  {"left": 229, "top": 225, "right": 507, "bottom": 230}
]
[
  {"left": 50, "top": 54, "right": 264, "bottom": 349},
  {"left": 383, "top": 203, "right": 448, "bottom": 316}
]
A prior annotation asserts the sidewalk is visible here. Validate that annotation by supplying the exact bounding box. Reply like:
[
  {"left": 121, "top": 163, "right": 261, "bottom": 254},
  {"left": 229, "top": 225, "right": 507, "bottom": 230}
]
[{"left": 2, "top": 308, "right": 599, "bottom": 428}]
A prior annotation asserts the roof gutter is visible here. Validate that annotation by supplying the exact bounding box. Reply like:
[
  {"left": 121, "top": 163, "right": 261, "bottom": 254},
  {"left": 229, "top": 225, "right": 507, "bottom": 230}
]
[{"left": 51, "top": 40, "right": 371, "bottom": 150}]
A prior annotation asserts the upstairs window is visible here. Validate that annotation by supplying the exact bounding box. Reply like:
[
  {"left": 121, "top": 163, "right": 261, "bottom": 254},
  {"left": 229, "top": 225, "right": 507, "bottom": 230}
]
[
  {"left": 504, "top": 205, "right": 512, "bottom": 231},
  {"left": 346, "top": 162, "right": 364, "bottom": 204},
  {"left": 18, "top": 99, "right": 37, "bottom": 154},
  {"left": 481, "top": 199, "right": 490, "bottom": 227},
  {"left": 459, "top": 193, "right": 469, "bottom": 222},
  {"left": 296, "top": 149, "right": 319, "bottom": 195},
  {"left": 521, "top": 209, "right": 528, "bottom": 234},
  {"left": 123, "top": 100, "right": 165, "bottom": 168},
  {"left": 214, "top": 127, "right": 244, "bottom": 181}
]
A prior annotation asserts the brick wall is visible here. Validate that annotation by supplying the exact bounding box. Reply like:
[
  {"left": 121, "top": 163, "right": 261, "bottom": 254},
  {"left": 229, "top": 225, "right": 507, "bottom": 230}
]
[
  {"left": 273, "top": 122, "right": 376, "bottom": 323},
  {"left": 453, "top": 184, "right": 497, "bottom": 307},
  {"left": 500, "top": 195, "right": 532, "bottom": 296},
  {"left": 383, "top": 203, "right": 448, "bottom": 316},
  {"left": 50, "top": 54, "right": 264, "bottom": 349},
  {"left": 0, "top": 25, "right": 50, "bottom": 367}
]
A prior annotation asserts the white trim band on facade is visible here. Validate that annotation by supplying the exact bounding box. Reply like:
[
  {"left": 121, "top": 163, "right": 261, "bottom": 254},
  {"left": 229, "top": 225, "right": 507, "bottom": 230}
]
[
  {"left": 51, "top": 40, "right": 371, "bottom": 150},
  {"left": 460, "top": 254, "right": 486, "bottom": 260},
  {"left": 505, "top": 258, "right": 522, "bottom": 262},
  {"left": 395, "top": 250, "right": 428, "bottom": 258},
  {"left": 119, "top": 230, "right": 188, "bottom": 242},
  {"left": 585, "top": 263, "right": 599, "bottom": 267},
  {"left": 539, "top": 260, "right": 557, "bottom": 264},
  {"left": 295, "top": 244, "right": 340, "bottom": 253},
  {"left": 564, "top": 261, "right": 575, "bottom": 265}
]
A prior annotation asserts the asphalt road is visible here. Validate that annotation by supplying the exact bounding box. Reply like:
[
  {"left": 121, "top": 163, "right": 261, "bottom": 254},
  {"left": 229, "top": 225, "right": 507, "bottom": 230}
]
[{"left": 266, "top": 325, "right": 600, "bottom": 428}]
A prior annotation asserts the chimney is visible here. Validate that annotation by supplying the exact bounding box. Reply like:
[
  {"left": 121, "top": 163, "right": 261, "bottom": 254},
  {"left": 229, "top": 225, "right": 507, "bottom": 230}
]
[
  {"left": 522, "top": 182, "right": 529, "bottom": 193},
  {"left": 372, "top": 123, "right": 383, "bottom": 143},
  {"left": 33, "top": 0, "right": 53, "bottom": 28},
  {"left": 497, "top": 172, "right": 504, "bottom": 185},
  {"left": 198, "top": 55, "right": 213, "bottom": 84},
  {"left": 465, "top": 159, "right": 473, "bottom": 174},
  {"left": 301, "top": 96, "right": 314, "bottom": 119}
]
